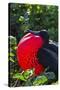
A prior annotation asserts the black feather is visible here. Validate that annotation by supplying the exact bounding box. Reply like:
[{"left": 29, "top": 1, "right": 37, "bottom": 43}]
[{"left": 37, "top": 42, "right": 58, "bottom": 80}]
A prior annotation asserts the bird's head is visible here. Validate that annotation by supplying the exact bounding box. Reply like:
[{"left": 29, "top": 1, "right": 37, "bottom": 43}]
[
  {"left": 24, "top": 29, "right": 49, "bottom": 44},
  {"left": 39, "top": 30, "right": 49, "bottom": 44}
]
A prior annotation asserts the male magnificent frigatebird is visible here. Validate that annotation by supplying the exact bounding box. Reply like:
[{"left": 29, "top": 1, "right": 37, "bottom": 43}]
[{"left": 17, "top": 30, "right": 58, "bottom": 81}]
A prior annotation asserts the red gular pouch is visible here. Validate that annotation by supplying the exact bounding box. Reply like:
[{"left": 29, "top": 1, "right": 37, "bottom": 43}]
[{"left": 17, "top": 33, "right": 45, "bottom": 75}]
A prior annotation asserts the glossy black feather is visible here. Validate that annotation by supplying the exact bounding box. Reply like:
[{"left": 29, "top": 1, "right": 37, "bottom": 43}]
[{"left": 37, "top": 42, "right": 58, "bottom": 80}]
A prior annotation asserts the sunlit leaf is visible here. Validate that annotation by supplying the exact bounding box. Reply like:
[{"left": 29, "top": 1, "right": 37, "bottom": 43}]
[
  {"left": 33, "top": 75, "right": 48, "bottom": 85},
  {"left": 8, "top": 36, "right": 17, "bottom": 46},
  {"left": 13, "top": 73, "right": 26, "bottom": 81},
  {"left": 13, "top": 46, "right": 17, "bottom": 50},
  {"left": 9, "top": 52, "right": 15, "bottom": 57},
  {"left": 19, "top": 16, "right": 25, "bottom": 22},
  {"left": 9, "top": 57, "right": 15, "bottom": 62},
  {"left": 23, "top": 69, "right": 34, "bottom": 79}
]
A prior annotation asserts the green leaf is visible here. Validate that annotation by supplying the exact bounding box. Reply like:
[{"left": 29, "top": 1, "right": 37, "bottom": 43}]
[
  {"left": 9, "top": 52, "right": 15, "bottom": 57},
  {"left": 44, "top": 72, "right": 56, "bottom": 81},
  {"left": 13, "top": 46, "right": 17, "bottom": 50},
  {"left": 9, "top": 36, "right": 17, "bottom": 46},
  {"left": 9, "top": 57, "right": 15, "bottom": 62},
  {"left": 19, "top": 16, "right": 25, "bottom": 22},
  {"left": 13, "top": 73, "right": 26, "bottom": 81},
  {"left": 23, "top": 69, "right": 34, "bottom": 79},
  {"left": 33, "top": 75, "right": 48, "bottom": 85}
]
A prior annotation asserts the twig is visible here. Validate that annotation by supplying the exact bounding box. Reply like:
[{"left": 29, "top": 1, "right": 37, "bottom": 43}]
[{"left": 13, "top": 79, "right": 18, "bottom": 87}]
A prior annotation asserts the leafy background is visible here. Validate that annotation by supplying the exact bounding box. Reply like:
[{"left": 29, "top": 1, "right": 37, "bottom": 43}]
[{"left": 8, "top": 3, "right": 58, "bottom": 87}]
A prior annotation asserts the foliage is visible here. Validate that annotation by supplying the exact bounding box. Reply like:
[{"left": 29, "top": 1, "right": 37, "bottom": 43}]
[
  {"left": 33, "top": 75, "right": 48, "bottom": 85},
  {"left": 13, "top": 69, "right": 34, "bottom": 81},
  {"left": 9, "top": 3, "right": 58, "bottom": 42}
]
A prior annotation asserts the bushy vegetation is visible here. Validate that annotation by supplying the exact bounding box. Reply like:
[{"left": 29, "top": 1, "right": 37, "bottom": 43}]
[{"left": 8, "top": 3, "right": 58, "bottom": 87}]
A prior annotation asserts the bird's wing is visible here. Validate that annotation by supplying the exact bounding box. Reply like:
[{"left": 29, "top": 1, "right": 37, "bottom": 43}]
[{"left": 37, "top": 42, "right": 58, "bottom": 77}]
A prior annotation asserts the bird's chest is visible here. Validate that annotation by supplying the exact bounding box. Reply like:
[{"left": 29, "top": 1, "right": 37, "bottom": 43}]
[{"left": 17, "top": 33, "right": 44, "bottom": 71}]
